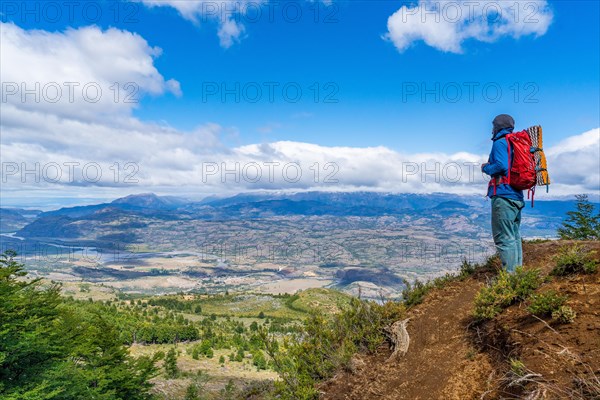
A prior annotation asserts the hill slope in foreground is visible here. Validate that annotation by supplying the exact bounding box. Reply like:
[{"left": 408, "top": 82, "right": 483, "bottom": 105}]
[{"left": 321, "top": 241, "right": 600, "bottom": 400}]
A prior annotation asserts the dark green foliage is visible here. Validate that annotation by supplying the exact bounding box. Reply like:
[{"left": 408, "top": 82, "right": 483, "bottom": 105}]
[
  {"left": 164, "top": 347, "right": 179, "bottom": 378},
  {"left": 527, "top": 290, "right": 567, "bottom": 316},
  {"left": 474, "top": 267, "right": 542, "bottom": 320},
  {"left": 558, "top": 194, "right": 600, "bottom": 240},
  {"left": 401, "top": 274, "right": 455, "bottom": 306},
  {"left": 0, "top": 251, "right": 158, "bottom": 399},
  {"left": 402, "top": 279, "right": 430, "bottom": 306},
  {"left": 133, "top": 320, "right": 199, "bottom": 344},
  {"left": 189, "top": 340, "right": 215, "bottom": 359},
  {"left": 263, "top": 299, "right": 405, "bottom": 399},
  {"left": 459, "top": 258, "right": 477, "bottom": 277},
  {"left": 184, "top": 383, "right": 200, "bottom": 400},
  {"left": 552, "top": 244, "right": 598, "bottom": 275},
  {"left": 402, "top": 257, "right": 497, "bottom": 308},
  {"left": 235, "top": 348, "right": 245, "bottom": 362},
  {"left": 252, "top": 351, "right": 267, "bottom": 370}
]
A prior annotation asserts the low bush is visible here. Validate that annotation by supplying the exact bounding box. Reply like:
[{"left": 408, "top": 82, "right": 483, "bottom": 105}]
[
  {"left": 527, "top": 290, "right": 567, "bottom": 316},
  {"left": 552, "top": 305, "right": 577, "bottom": 324},
  {"left": 459, "top": 259, "right": 477, "bottom": 277},
  {"left": 552, "top": 244, "right": 598, "bottom": 276},
  {"left": 402, "top": 257, "right": 498, "bottom": 308},
  {"left": 402, "top": 279, "right": 431, "bottom": 307},
  {"left": 474, "top": 267, "right": 542, "bottom": 320}
]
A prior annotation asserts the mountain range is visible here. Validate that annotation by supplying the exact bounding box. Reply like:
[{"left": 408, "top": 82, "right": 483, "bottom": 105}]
[{"left": 3, "top": 192, "right": 588, "bottom": 241}]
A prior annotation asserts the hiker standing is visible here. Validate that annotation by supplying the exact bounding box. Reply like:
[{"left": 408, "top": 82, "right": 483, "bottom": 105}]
[{"left": 481, "top": 114, "right": 525, "bottom": 272}]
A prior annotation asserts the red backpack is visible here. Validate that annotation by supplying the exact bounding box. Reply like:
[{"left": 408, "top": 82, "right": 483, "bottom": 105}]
[{"left": 489, "top": 130, "right": 537, "bottom": 204}]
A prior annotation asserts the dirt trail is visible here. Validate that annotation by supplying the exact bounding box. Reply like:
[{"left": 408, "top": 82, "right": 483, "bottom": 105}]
[
  {"left": 321, "top": 241, "right": 600, "bottom": 400},
  {"left": 321, "top": 275, "right": 495, "bottom": 400}
]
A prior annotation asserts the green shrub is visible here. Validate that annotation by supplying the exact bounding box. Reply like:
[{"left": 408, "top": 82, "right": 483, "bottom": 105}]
[
  {"left": 512, "top": 268, "right": 544, "bottom": 299},
  {"left": 527, "top": 291, "right": 567, "bottom": 316},
  {"left": 474, "top": 267, "right": 542, "bottom": 320},
  {"left": 264, "top": 298, "right": 406, "bottom": 399},
  {"left": 459, "top": 255, "right": 501, "bottom": 277},
  {"left": 401, "top": 257, "right": 499, "bottom": 308},
  {"left": 402, "top": 275, "right": 455, "bottom": 307},
  {"left": 184, "top": 383, "right": 200, "bottom": 400},
  {"left": 552, "top": 305, "right": 577, "bottom": 324},
  {"left": 552, "top": 244, "right": 598, "bottom": 276},
  {"left": 459, "top": 259, "right": 477, "bottom": 278},
  {"left": 402, "top": 279, "right": 431, "bottom": 306},
  {"left": 252, "top": 351, "right": 267, "bottom": 370}
]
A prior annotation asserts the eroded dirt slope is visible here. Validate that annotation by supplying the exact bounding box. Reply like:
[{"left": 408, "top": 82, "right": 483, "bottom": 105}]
[{"left": 321, "top": 241, "right": 600, "bottom": 400}]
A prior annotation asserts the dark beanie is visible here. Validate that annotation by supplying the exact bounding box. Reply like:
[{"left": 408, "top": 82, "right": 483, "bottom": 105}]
[{"left": 492, "top": 114, "right": 515, "bottom": 136}]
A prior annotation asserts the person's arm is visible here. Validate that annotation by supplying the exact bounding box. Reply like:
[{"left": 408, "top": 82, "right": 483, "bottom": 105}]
[{"left": 482, "top": 139, "right": 508, "bottom": 177}]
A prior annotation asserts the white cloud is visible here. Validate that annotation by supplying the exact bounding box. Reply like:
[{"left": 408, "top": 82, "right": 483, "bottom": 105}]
[
  {"left": 0, "top": 22, "right": 181, "bottom": 120},
  {"left": 384, "top": 0, "right": 553, "bottom": 53},
  {"left": 546, "top": 128, "right": 600, "bottom": 193},
  {"left": 0, "top": 23, "right": 221, "bottom": 197},
  {"left": 166, "top": 79, "right": 183, "bottom": 98},
  {"left": 138, "top": 0, "right": 260, "bottom": 48},
  {"left": 217, "top": 17, "right": 246, "bottom": 48}
]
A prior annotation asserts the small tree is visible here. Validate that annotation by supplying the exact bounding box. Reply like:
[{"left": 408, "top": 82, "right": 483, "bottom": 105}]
[
  {"left": 164, "top": 347, "right": 179, "bottom": 378},
  {"left": 253, "top": 351, "right": 267, "bottom": 370},
  {"left": 184, "top": 383, "right": 199, "bottom": 400},
  {"left": 206, "top": 348, "right": 214, "bottom": 358},
  {"left": 558, "top": 194, "right": 600, "bottom": 240},
  {"left": 235, "top": 348, "right": 244, "bottom": 362}
]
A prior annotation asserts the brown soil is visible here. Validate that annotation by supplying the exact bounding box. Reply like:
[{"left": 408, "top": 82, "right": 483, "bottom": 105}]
[{"left": 320, "top": 241, "right": 600, "bottom": 400}]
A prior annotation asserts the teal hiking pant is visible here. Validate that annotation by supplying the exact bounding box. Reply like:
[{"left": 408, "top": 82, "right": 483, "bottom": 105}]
[{"left": 491, "top": 196, "right": 525, "bottom": 273}]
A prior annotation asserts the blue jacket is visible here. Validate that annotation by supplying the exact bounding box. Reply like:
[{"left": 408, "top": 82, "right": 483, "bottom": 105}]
[{"left": 482, "top": 128, "right": 524, "bottom": 201}]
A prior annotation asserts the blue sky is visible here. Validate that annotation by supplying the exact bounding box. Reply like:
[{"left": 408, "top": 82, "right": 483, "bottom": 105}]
[
  {"left": 7, "top": 0, "right": 599, "bottom": 151},
  {"left": 1, "top": 0, "right": 599, "bottom": 203}
]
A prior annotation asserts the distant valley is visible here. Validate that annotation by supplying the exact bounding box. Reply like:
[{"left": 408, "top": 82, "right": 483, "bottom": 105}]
[{"left": 0, "top": 192, "right": 582, "bottom": 299}]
